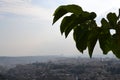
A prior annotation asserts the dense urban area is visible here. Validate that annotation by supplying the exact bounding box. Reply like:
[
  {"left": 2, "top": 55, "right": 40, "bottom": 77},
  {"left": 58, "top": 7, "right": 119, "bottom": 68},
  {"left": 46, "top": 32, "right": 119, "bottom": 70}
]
[{"left": 0, "top": 57, "right": 120, "bottom": 80}]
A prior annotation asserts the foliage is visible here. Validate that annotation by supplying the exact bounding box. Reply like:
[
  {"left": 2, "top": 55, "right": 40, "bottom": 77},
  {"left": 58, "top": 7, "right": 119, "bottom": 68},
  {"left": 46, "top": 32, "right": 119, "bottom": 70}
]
[{"left": 53, "top": 4, "right": 120, "bottom": 58}]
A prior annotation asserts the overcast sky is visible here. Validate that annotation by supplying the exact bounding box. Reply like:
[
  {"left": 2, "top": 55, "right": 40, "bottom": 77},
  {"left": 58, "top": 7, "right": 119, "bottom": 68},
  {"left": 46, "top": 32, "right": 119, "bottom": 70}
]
[{"left": 0, "top": 0, "right": 120, "bottom": 57}]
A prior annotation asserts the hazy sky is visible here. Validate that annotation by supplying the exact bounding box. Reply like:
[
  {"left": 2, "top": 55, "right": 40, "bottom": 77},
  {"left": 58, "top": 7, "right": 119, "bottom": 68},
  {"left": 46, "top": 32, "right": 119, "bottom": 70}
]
[{"left": 0, "top": 0, "right": 120, "bottom": 57}]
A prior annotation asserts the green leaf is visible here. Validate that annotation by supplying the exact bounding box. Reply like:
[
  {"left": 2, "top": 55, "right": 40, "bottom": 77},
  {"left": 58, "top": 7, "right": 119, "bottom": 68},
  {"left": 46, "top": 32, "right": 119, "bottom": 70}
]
[
  {"left": 112, "top": 46, "right": 120, "bottom": 58},
  {"left": 62, "top": 12, "right": 96, "bottom": 37},
  {"left": 60, "top": 14, "right": 78, "bottom": 37},
  {"left": 107, "top": 13, "right": 118, "bottom": 28},
  {"left": 101, "top": 18, "right": 110, "bottom": 28},
  {"left": 113, "top": 51, "right": 120, "bottom": 58},
  {"left": 53, "top": 4, "right": 83, "bottom": 24},
  {"left": 99, "top": 30, "right": 111, "bottom": 54},
  {"left": 81, "top": 11, "right": 90, "bottom": 18},
  {"left": 60, "top": 14, "right": 75, "bottom": 34},
  {"left": 79, "top": 12, "right": 96, "bottom": 21},
  {"left": 73, "top": 25, "right": 89, "bottom": 53},
  {"left": 100, "top": 18, "right": 112, "bottom": 54},
  {"left": 65, "top": 20, "right": 78, "bottom": 37},
  {"left": 87, "top": 27, "right": 100, "bottom": 58},
  {"left": 90, "top": 12, "right": 97, "bottom": 20},
  {"left": 111, "top": 34, "right": 120, "bottom": 58},
  {"left": 64, "top": 5, "right": 83, "bottom": 15}
]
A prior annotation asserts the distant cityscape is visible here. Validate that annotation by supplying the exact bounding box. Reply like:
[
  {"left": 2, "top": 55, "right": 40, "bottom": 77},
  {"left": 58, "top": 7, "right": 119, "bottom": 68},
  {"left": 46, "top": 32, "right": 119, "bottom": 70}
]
[{"left": 0, "top": 56, "right": 120, "bottom": 80}]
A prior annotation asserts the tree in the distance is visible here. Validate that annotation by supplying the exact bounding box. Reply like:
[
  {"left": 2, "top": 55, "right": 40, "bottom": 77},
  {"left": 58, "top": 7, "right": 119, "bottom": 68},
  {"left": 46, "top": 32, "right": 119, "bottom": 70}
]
[{"left": 52, "top": 4, "right": 120, "bottom": 58}]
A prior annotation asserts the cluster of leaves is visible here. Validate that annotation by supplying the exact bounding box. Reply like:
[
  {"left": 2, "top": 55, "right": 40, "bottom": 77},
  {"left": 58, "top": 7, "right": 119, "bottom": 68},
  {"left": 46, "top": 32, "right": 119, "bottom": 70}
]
[{"left": 53, "top": 4, "right": 120, "bottom": 58}]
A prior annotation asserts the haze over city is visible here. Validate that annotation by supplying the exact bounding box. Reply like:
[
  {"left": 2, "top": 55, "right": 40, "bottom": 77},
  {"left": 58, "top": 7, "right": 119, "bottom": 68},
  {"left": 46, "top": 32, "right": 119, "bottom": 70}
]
[{"left": 0, "top": 0, "right": 120, "bottom": 57}]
